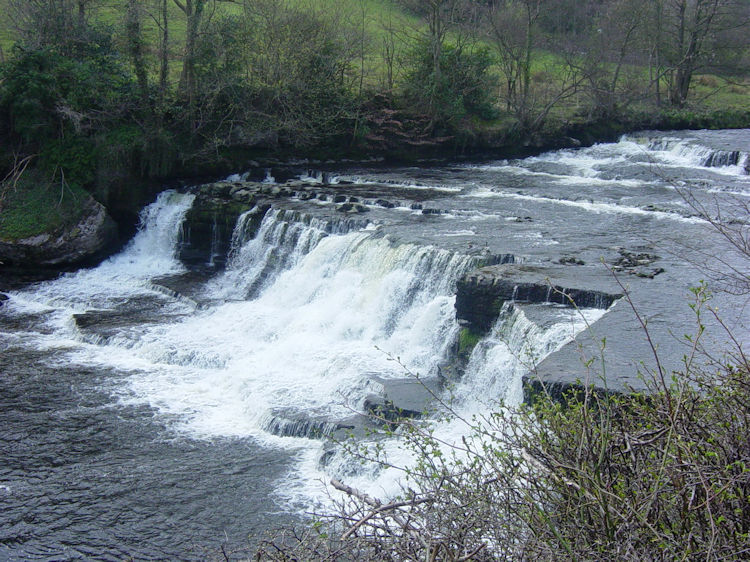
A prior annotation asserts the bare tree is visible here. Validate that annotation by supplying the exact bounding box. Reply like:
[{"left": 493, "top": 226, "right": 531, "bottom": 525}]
[
  {"left": 486, "top": 0, "right": 581, "bottom": 133},
  {"left": 654, "top": 0, "right": 750, "bottom": 106},
  {"left": 575, "top": 0, "right": 653, "bottom": 118}
]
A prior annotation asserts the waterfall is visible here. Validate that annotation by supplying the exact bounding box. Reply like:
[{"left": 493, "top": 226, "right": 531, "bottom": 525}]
[
  {"left": 629, "top": 135, "right": 750, "bottom": 174},
  {"left": 81, "top": 207, "right": 480, "bottom": 441},
  {"left": 455, "top": 303, "right": 606, "bottom": 409},
  {"left": 211, "top": 208, "right": 370, "bottom": 300},
  {"left": 8, "top": 190, "right": 195, "bottom": 312}
]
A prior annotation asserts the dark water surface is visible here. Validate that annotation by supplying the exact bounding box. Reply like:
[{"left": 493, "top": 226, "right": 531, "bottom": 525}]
[
  {"left": 0, "top": 344, "right": 295, "bottom": 560},
  {"left": 2, "top": 129, "right": 749, "bottom": 560}
]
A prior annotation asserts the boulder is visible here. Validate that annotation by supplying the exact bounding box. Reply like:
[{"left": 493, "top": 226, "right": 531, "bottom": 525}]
[{"left": 0, "top": 197, "right": 118, "bottom": 268}]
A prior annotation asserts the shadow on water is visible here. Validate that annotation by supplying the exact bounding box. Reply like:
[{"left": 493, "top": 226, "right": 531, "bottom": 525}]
[{"left": 0, "top": 346, "right": 299, "bottom": 561}]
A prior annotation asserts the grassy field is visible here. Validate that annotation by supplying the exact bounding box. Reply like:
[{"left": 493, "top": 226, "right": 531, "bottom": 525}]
[{"left": 0, "top": 0, "right": 746, "bottom": 115}]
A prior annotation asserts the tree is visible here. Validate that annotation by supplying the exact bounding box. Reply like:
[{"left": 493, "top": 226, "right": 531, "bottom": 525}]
[
  {"left": 486, "top": 0, "right": 580, "bottom": 133},
  {"left": 575, "top": 0, "right": 652, "bottom": 118},
  {"left": 125, "top": 0, "right": 149, "bottom": 103},
  {"left": 399, "top": 0, "right": 477, "bottom": 119},
  {"left": 654, "top": 0, "right": 750, "bottom": 106},
  {"left": 7, "top": 0, "right": 102, "bottom": 56},
  {"left": 170, "top": 0, "right": 239, "bottom": 103}
]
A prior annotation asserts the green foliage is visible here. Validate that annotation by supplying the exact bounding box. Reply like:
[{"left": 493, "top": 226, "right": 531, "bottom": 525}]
[
  {"left": 0, "top": 171, "right": 90, "bottom": 240},
  {"left": 0, "top": 43, "right": 134, "bottom": 176},
  {"left": 457, "top": 327, "right": 481, "bottom": 357},
  {"left": 39, "top": 138, "right": 97, "bottom": 189},
  {"left": 0, "top": 44, "right": 132, "bottom": 141},
  {"left": 403, "top": 40, "right": 497, "bottom": 130}
]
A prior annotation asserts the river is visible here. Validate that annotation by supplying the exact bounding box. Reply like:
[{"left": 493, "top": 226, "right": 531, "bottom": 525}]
[{"left": 1, "top": 130, "right": 749, "bottom": 559}]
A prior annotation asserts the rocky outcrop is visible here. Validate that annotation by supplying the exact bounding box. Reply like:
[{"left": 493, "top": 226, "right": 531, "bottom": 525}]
[
  {"left": 178, "top": 185, "right": 264, "bottom": 269},
  {"left": 455, "top": 264, "right": 621, "bottom": 335},
  {"left": 0, "top": 197, "right": 118, "bottom": 269}
]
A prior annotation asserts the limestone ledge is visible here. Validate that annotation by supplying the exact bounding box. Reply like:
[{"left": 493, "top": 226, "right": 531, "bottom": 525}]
[{"left": 455, "top": 264, "right": 622, "bottom": 335}]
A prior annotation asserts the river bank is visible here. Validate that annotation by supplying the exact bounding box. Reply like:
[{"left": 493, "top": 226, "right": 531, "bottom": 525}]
[{"left": 3, "top": 107, "right": 750, "bottom": 275}]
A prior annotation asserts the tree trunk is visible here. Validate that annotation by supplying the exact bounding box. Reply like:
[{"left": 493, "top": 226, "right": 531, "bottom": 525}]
[
  {"left": 126, "top": 0, "right": 149, "bottom": 102},
  {"left": 77, "top": 0, "right": 86, "bottom": 26},
  {"left": 174, "top": 0, "right": 206, "bottom": 102},
  {"left": 159, "top": 0, "right": 169, "bottom": 101}
]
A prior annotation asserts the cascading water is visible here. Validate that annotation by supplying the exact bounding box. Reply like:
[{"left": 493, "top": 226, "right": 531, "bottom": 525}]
[
  {"left": 6, "top": 190, "right": 194, "bottom": 315},
  {"left": 212, "top": 208, "right": 371, "bottom": 300},
  {"left": 628, "top": 134, "right": 750, "bottom": 175},
  {"left": 3, "top": 128, "right": 748, "bottom": 559},
  {"left": 107, "top": 217, "right": 478, "bottom": 440},
  {"left": 456, "top": 303, "right": 607, "bottom": 409}
]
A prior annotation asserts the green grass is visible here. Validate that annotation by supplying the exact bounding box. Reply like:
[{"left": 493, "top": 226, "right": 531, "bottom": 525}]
[
  {"left": 0, "top": 175, "right": 91, "bottom": 241},
  {"left": 0, "top": 0, "right": 417, "bottom": 88}
]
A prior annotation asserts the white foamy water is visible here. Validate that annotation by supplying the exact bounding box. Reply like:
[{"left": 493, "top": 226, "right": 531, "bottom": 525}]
[
  {"left": 9, "top": 202, "right": 472, "bottom": 448},
  {"left": 6, "top": 190, "right": 194, "bottom": 317},
  {"left": 289, "top": 301, "right": 608, "bottom": 508},
  {"left": 471, "top": 189, "right": 703, "bottom": 223}
]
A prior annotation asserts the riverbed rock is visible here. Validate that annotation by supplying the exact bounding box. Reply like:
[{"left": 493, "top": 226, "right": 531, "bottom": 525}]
[
  {"left": 0, "top": 293, "right": 8, "bottom": 307},
  {"left": 0, "top": 197, "right": 118, "bottom": 269},
  {"left": 178, "top": 192, "right": 264, "bottom": 269},
  {"left": 364, "top": 375, "right": 442, "bottom": 420},
  {"left": 455, "top": 264, "right": 622, "bottom": 335}
]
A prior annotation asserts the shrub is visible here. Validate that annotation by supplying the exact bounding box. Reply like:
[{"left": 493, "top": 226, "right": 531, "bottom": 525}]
[{"left": 255, "top": 286, "right": 750, "bottom": 561}]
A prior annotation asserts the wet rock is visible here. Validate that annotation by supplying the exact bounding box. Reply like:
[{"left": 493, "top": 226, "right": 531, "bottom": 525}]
[
  {"left": 422, "top": 208, "right": 441, "bottom": 215},
  {"left": 0, "top": 196, "right": 118, "bottom": 268},
  {"left": 455, "top": 265, "right": 621, "bottom": 335},
  {"left": 703, "top": 150, "right": 741, "bottom": 168},
  {"left": 559, "top": 256, "right": 585, "bottom": 265},
  {"left": 230, "top": 189, "right": 255, "bottom": 204},
  {"left": 611, "top": 249, "right": 663, "bottom": 277},
  {"left": 178, "top": 193, "right": 261, "bottom": 269},
  {"left": 337, "top": 203, "right": 369, "bottom": 214},
  {"left": 333, "top": 195, "right": 347, "bottom": 203},
  {"left": 0, "top": 293, "right": 8, "bottom": 307},
  {"left": 410, "top": 203, "right": 423, "bottom": 210},
  {"left": 376, "top": 199, "right": 396, "bottom": 208},
  {"left": 364, "top": 376, "right": 442, "bottom": 420},
  {"left": 261, "top": 409, "right": 347, "bottom": 440}
]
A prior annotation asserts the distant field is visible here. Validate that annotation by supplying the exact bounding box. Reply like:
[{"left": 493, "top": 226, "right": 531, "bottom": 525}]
[
  {"left": 0, "top": 0, "right": 746, "bottom": 113},
  {"left": 0, "top": 0, "right": 416, "bottom": 86}
]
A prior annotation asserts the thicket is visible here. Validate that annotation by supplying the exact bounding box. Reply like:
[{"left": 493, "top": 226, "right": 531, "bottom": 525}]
[{"left": 252, "top": 282, "right": 750, "bottom": 561}]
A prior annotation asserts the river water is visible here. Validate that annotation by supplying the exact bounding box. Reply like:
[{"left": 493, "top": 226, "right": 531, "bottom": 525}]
[{"left": 1, "top": 130, "right": 749, "bottom": 559}]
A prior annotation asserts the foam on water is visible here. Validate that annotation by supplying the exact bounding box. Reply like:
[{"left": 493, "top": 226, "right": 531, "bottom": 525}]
[
  {"left": 471, "top": 189, "right": 702, "bottom": 223},
  {"left": 6, "top": 190, "right": 195, "bottom": 317}
]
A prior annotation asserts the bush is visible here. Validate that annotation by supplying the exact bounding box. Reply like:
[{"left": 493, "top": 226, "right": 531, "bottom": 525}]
[
  {"left": 255, "top": 286, "right": 750, "bottom": 561},
  {"left": 403, "top": 41, "right": 497, "bottom": 131}
]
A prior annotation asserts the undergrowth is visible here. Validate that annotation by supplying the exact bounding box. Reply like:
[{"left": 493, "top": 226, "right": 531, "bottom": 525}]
[{"left": 0, "top": 172, "right": 90, "bottom": 240}]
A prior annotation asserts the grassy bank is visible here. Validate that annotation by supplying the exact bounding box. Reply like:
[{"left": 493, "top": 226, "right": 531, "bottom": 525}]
[{"left": 0, "top": 174, "right": 91, "bottom": 241}]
